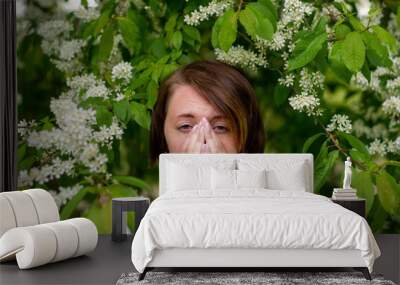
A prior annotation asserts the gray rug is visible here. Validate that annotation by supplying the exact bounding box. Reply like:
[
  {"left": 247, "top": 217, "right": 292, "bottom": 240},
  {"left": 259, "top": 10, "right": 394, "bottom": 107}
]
[{"left": 116, "top": 271, "right": 396, "bottom": 285}]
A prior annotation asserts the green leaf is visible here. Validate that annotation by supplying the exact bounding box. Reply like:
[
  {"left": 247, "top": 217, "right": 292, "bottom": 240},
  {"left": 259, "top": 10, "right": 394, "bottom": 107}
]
[
  {"left": 108, "top": 183, "right": 137, "bottom": 197},
  {"left": 130, "top": 102, "right": 151, "bottom": 130},
  {"left": 342, "top": 32, "right": 365, "bottom": 72},
  {"left": 315, "top": 150, "right": 339, "bottom": 192},
  {"left": 17, "top": 143, "right": 27, "bottom": 162},
  {"left": 239, "top": 8, "right": 258, "bottom": 39},
  {"left": 335, "top": 24, "right": 351, "bottom": 40},
  {"left": 82, "top": 20, "right": 97, "bottom": 39},
  {"left": 338, "top": 132, "right": 369, "bottom": 155},
  {"left": 113, "top": 99, "right": 131, "bottom": 124},
  {"left": 131, "top": 68, "right": 152, "bottom": 89},
  {"left": 160, "top": 63, "right": 179, "bottom": 82},
  {"left": 361, "top": 31, "right": 392, "bottom": 68},
  {"left": 397, "top": 6, "right": 400, "bottom": 27},
  {"left": 361, "top": 61, "right": 371, "bottom": 82},
  {"left": 60, "top": 186, "right": 91, "bottom": 220},
  {"left": 84, "top": 184, "right": 137, "bottom": 234},
  {"left": 376, "top": 171, "right": 400, "bottom": 216},
  {"left": 302, "top": 133, "right": 324, "bottom": 153},
  {"left": 351, "top": 169, "right": 375, "bottom": 214},
  {"left": 81, "top": 0, "right": 88, "bottom": 8},
  {"left": 165, "top": 14, "right": 177, "bottom": 32},
  {"left": 348, "top": 15, "right": 366, "bottom": 31},
  {"left": 369, "top": 197, "right": 388, "bottom": 232},
  {"left": 171, "top": 31, "right": 183, "bottom": 50},
  {"left": 96, "top": 106, "right": 113, "bottom": 126},
  {"left": 211, "top": 14, "right": 224, "bottom": 48},
  {"left": 371, "top": 25, "right": 397, "bottom": 53},
  {"left": 247, "top": 3, "right": 276, "bottom": 31},
  {"left": 98, "top": 26, "right": 114, "bottom": 62},
  {"left": 246, "top": 3, "right": 275, "bottom": 39},
  {"left": 182, "top": 26, "right": 201, "bottom": 42},
  {"left": 328, "top": 41, "right": 352, "bottom": 82},
  {"left": 258, "top": 0, "right": 278, "bottom": 22},
  {"left": 84, "top": 195, "right": 112, "bottom": 234},
  {"left": 256, "top": 18, "right": 274, "bottom": 41},
  {"left": 218, "top": 9, "right": 238, "bottom": 52},
  {"left": 95, "top": 9, "right": 111, "bottom": 34},
  {"left": 113, "top": 175, "right": 152, "bottom": 191},
  {"left": 349, "top": 149, "right": 373, "bottom": 169},
  {"left": 117, "top": 17, "right": 140, "bottom": 52},
  {"left": 273, "top": 83, "right": 290, "bottom": 106},
  {"left": 288, "top": 33, "right": 327, "bottom": 71},
  {"left": 146, "top": 80, "right": 158, "bottom": 109}
]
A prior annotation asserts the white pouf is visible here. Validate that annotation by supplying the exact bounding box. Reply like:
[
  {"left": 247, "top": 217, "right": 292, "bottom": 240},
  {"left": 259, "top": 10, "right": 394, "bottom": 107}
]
[{"left": 0, "top": 189, "right": 98, "bottom": 269}]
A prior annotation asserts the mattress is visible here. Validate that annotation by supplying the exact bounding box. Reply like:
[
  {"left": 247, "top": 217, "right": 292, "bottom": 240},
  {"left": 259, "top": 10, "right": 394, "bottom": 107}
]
[{"left": 131, "top": 189, "right": 380, "bottom": 273}]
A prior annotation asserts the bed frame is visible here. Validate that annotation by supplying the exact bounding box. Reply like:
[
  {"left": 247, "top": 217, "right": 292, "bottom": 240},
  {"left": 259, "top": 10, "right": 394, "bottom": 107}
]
[{"left": 138, "top": 154, "right": 372, "bottom": 281}]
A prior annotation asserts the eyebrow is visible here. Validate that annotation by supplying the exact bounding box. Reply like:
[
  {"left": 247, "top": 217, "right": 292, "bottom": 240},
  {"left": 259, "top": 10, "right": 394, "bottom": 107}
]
[{"left": 176, "top": 113, "right": 226, "bottom": 121}]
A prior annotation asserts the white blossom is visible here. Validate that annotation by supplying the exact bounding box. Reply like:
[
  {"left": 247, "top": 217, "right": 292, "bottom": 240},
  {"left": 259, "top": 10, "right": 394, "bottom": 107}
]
[
  {"left": 79, "top": 144, "right": 108, "bottom": 173},
  {"left": 395, "top": 137, "right": 400, "bottom": 149},
  {"left": 382, "top": 96, "right": 400, "bottom": 119},
  {"left": 37, "top": 20, "right": 72, "bottom": 40},
  {"left": 255, "top": 0, "right": 314, "bottom": 53},
  {"left": 40, "top": 39, "right": 61, "bottom": 57},
  {"left": 367, "top": 138, "right": 400, "bottom": 156},
  {"left": 18, "top": 119, "right": 37, "bottom": 139},
  {"left": 50, "top": 58, "right": 84, "bottom": 74},
  {"left": 289, "top": 95, "right": 321, "bottom": 116},
  {"left": 67, "top": 74, "right": 98, "bottom": 91},
  {"left": 93, "top": 117, "right": 124, "bottom": 148},
  {"left": 49, "top": 184, "right": 83, "bottom": 208},
  {"left": 298, "top": 68, "right": 325, "bottom": 96},
  {"left": 368, "top": 139, "right": 387, "bottom": 156},
  {"left": 27, "top": 95, "right": 96, "bottom": 156},
  {"left": 112, "top": 62, "right": 133, "bottom": 83},
  {"left": 20, "top": 158, "right": 76, "bottom": 185},
  {"left": 278, "top": 73, "right": 295, "bottom": 87},
  {"left": 59, "top": 39, "right": 86, "bottom": 61},
  {"left": 326, "top": 114, "right": 352, "bottom": 133},
  {"left": 184, "top": 0, "right": 234, "bottom": 26},
  {"left": 74, "top": 7, "right": 100, "bottom": 22},
  {"left": 115, "top": 92, "right": 125, "bottom": 101},
  {"left": 85, "top": 83, "right": 110, "bottom": 100},
  {"left": 214, "top": 45, "right": 268, "bottom": 71}
]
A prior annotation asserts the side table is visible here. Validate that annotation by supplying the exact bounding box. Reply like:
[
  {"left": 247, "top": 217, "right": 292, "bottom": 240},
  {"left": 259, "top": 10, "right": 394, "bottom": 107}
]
[
  {"left": 112, "top": 197, "right": 150, "bottom": 242},
  {"left": 331, "top": 198, "right": 366, "bottom": 218}
]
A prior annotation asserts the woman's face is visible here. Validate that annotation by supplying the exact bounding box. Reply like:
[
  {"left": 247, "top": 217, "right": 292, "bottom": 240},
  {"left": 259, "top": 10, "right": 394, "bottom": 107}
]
[{"left": 164, "top": 84, "right": 239, "bottom": 153}]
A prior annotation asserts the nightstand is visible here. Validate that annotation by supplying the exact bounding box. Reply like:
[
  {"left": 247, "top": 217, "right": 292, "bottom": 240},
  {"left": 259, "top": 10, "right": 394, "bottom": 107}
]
[
  {"left": 112, "top": 197, "right": 150, "bottom": 242},
  {"left": 331, "top": 198, "right": 366, "bottom": 218}
]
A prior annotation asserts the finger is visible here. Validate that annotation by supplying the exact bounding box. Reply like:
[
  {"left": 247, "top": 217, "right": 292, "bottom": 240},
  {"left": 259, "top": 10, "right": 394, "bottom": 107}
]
[
  {"left": 203, "top": 118, "right": 213, "bottom": 142},
  {"left": 182, "top": 124, "right": 197, "bottom": 152},
  {"left": 187, "top": 124, "right": 202, "bottom": 153},
  {"left": 208, "top": 127, "right": 226, "bottom": 153}
]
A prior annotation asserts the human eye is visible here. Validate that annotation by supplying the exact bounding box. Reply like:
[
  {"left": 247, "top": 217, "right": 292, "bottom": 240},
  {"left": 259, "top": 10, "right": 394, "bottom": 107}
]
[
  {"left": 213, "top": 125, "right": 229, "bottom": 133},
  {"left": 177, "top": 123, "right": 193, "bottom": 132}
]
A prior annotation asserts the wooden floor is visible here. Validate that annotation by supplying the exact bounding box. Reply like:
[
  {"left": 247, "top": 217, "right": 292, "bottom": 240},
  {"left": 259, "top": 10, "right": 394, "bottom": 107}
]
[{"left": 0, "top": 235, "right": 398, "bottom": 285}]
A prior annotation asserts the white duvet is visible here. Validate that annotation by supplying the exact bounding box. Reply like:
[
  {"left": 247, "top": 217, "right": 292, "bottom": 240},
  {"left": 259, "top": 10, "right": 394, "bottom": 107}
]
[{"left": 131, "top": 189, "right": 380, "bottom": 273}]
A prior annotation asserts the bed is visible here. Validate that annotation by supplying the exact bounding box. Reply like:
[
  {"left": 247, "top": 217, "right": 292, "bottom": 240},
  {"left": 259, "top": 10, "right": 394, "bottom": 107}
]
[{"left": 131, "top": 153, "right": 381, "bottom": 281}]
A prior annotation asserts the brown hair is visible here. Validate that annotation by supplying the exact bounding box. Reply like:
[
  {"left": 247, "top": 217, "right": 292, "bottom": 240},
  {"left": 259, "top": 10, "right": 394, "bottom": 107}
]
[{"left": 149, "top": 59, "right": 265, "bottom": 166}]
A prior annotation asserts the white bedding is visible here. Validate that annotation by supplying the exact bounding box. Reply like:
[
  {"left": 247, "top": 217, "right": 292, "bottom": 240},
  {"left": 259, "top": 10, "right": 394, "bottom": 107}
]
[{"left": 131, "top": 189, "right": 380, "bottom": 273}]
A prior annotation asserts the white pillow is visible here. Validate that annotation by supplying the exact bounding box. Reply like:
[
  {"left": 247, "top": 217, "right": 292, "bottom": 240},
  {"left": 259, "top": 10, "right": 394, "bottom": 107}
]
[
  {"left": 266, "top": 163, "right": 306, "bottom": 191},
  {"left": 167, "top": 159, "right": 236, "bottom": 192},
  {"left": 238, "top": 159, "right": 307, "bottom": 191},
  {"left": 167, "top": 162, "right": 210, "bottom": 191},
  {"left": 211, "top": 168, "right": 267, "bottom": 190},
  {"left": 211, "top": 168, "right": 236, "bottom": 190},
  {"left": 236, "top": 169, "right": 267, "bottom": 188}
]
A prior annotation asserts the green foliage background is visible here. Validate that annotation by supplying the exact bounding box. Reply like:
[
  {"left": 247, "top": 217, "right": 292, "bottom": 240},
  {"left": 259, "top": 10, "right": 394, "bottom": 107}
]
[{"left": 17, "top": 0, "right": 400, "bottom": 234}]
